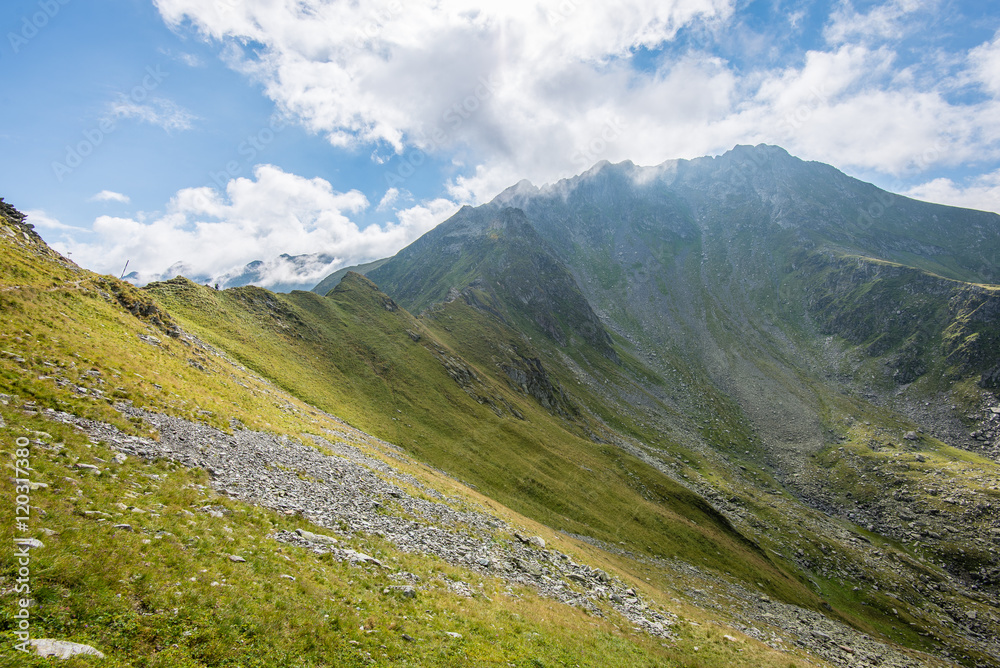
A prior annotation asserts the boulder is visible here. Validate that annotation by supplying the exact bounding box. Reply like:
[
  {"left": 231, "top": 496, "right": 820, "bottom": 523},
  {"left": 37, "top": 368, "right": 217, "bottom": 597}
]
[{"left": 31, "top": 639, "right": 105, "bottom": 659}]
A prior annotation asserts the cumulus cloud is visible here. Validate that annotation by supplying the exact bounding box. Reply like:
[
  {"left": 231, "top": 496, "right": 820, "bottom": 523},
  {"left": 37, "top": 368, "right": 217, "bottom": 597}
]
[
  {"left": 970, "top": 30, "right": 1000, "bottom": 95},
  {"left": 377, "top": 187, "right": 401, "bottom": 210},
  {"left": 89, "top": 190, "right": 131, "bottom": 204},
  {"left": 148, "top": 0, "right": 1000, "bottom": 209},
  {"left": 904, "top": 171, "right": 1000, "bottom": 214},
  {"left": 56, "top": 164, "right": 457, "bottom": 288}
]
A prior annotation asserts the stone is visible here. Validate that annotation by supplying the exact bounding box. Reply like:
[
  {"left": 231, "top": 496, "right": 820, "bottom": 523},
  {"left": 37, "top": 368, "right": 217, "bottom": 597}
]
[
  {"left": 31, "top": 639, "right": 105, "bottom": 659},
  {"left": 903, "top": 431, "right": 918, "bottom": 441},
  {"left": 445, "top": 632, "right": 462, "bottom": 639},
  {"left": 515, "top": 558, "right": 542, "bottom": 577},
  {"left": 15, "top": 537, "right": 44, "bottom": 549},
  {"left": 112, "top": 524, "right": 134, "bottom": 532},
  {"left": 528, "top": 536, "right": 546, "bottom": 549},
  {"left": 342, "top": 549, "right": 383, "bottom": 567},
  {"left": 295, "top": 528, "right": 338, "bottom": 545},
  {"left": 229, "top": 555, "right": 246, "bottom": 563}
]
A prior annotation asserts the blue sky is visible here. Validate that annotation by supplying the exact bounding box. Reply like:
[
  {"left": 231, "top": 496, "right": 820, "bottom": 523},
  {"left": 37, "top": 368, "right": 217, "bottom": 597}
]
[{"left": 2, "top": 0, "right": 1000, "bottom": 289}]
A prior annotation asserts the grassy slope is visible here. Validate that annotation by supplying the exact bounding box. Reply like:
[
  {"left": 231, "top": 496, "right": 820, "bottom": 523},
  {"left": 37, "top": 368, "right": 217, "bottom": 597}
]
[
  {"left": 0, "top": 215, "right": 828, "bottom": 666},
  {"left": 146, "top": 275, "right": 810, "bottom": 607}
]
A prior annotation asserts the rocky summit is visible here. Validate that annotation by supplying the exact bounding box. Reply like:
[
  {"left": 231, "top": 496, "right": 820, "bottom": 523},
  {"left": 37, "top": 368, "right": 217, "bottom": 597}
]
[{"left": 2, "top": 146, "right": 1000, "bottom": 668}]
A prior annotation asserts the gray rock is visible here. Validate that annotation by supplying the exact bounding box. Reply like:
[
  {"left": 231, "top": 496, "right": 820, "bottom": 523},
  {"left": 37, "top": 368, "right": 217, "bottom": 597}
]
[
  {"left": 384, "top": 585, "right": 416, "bottom": 598},
  {"left": 14, "top": 537, "right": 44, "bottom": 549},
  {"left": 295, "top": 528, "right": 338, "bottom": 545},
  {"left": 31, "top": 639, "right": 105, "bottom": 659},
  {"left": 341, "top": 549, "right": 383, "bottom": 567},
  {"left": 228, "top": 554, "right": 246, "bottom": 563}
]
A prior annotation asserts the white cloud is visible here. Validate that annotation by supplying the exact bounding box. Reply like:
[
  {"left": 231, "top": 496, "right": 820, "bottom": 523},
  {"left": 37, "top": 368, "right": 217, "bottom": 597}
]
[
  {"left": 377, "top": 187, "right": 400, "bottom": 210},
  {"left": 177, "top": 52, "right": 205, "bottom": 68},
  {"left": 903, "top": 171, "right": 1000, "bottom": 214},
  {"left": 58, "top": 164, "right": 458, "bottom": 287},
  {"left": 109, "top": 95, "right": 197, "bottom": 132},
  {"left": 970, "top": 30, "right": 1000, "bottom": 95},
  {"left": 823, "top": 0, "right": 926, "bottom": 46},
  {"left": 89, "top": 190, "right": 131, "bottom": 204},
  {"left": 23, "top": 210, "right": 91, "bottom": 233},
  {"left": 153, "top": 0, "right": 736, "bottom": 152}
]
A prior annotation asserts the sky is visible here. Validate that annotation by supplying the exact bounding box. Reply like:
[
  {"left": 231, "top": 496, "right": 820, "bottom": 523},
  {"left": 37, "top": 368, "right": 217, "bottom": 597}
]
[{"left": 2, "top": 0, "right": 1000, "bottom": 289}]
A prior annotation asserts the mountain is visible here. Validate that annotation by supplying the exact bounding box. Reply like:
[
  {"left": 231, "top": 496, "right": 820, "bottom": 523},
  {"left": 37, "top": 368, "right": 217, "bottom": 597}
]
[
  {"left": 128, "top": 252, "right": 348, "bottom": 293},
  {"left": 312, "top": 257, "right": 390, "bottom": 296},
  {"left": 3, "top": 144, "right": 1000, "bottom": 667},
  {"left": 358, "top": 144, "right": 1000, "bottom": 662}
]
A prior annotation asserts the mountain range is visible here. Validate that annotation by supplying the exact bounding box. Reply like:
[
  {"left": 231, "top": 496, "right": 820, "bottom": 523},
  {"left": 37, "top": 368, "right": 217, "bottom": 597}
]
[{"left": 2, "top": 145, "right": 999, "bottom": 667}]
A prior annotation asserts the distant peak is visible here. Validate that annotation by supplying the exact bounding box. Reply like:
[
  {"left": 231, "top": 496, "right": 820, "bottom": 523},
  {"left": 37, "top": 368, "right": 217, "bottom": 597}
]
[
  {"left": 495, "top": 179, "right": 539, "bottom": 205},
  {"left": 724, "top": 144, "right": 793, "bottom": 160}
]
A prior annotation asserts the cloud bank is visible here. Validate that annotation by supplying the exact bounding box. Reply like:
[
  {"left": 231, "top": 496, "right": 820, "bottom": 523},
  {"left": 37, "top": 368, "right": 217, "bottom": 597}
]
[{"left": 55, "top": 165, "right": 456, "bottom": 288}]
